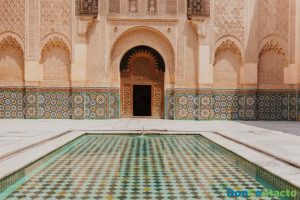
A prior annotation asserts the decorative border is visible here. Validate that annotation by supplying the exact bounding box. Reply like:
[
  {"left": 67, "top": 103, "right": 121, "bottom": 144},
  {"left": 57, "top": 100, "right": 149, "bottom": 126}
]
[
  {"left": 0, "top": 87, "right": 120, "bottom": 119},
  {"left": 165, "top": 89, "right": 175, "bottom": 119},
  {"left": 169, "top": 88, "right": 299, "bottom": 121},
  {"left": 0, "top": 87, "right": 299, "bottom": 120},
  {"left": 0, "top": 87, "right": 24, "bottom": 119}
]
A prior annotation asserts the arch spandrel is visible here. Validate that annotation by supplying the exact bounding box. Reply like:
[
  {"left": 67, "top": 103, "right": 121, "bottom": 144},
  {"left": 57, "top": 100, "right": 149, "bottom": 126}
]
[{"left": 110, "top": 26, "right": 175, "bottom": 88}]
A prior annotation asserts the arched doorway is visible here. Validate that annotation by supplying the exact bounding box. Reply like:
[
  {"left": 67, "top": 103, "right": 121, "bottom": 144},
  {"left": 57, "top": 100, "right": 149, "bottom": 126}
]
[{"left": 120, "top": 46, "right": 165, "bottom": 118}]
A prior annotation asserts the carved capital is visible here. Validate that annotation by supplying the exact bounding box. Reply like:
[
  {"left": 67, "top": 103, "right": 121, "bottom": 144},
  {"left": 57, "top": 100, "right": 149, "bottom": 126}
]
[
  {"left": 191, "top": 19, "right": 208, "bottom": 39},
  {"left": 78, "top": 16, "right": 94, "bottom": 39}
]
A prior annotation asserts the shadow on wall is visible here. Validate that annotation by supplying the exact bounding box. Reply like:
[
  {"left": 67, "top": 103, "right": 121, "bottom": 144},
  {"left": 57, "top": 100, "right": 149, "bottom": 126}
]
[
  {"left": 0, "top": 45, "right": 24, "bottom": 87},
  {"left": 40, "top": 40, "right": 71, "bottom": 87}
]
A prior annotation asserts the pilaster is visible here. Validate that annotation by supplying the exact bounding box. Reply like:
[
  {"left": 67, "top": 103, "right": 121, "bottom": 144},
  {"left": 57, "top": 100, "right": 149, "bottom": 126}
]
[
  {"left": 72, "top": 16, "right": 96, "bottom": 87},
  {"left": 25, "top": 0, "right": 40, "bottom": 86},
  {"left": 191, "top": 19, "right": 212, "bottom": 88},
  {"left": 296, "top": 0, "right": 300, "bottom": 84}
]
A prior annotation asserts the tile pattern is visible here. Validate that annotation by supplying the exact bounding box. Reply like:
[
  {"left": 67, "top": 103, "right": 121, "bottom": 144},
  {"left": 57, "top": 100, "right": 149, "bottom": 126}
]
[
  {"left": 164, "top": 90, "right": 174, "bottom": 119},
  {"left": 175, "top": 89, "right": 199, "bottom": 120},
  {"left": 0, "top": 87, "right": 120, "bottom": 119},
  {"left": 24, "top": 88, "right": 38, "bottom": 119},
  {"left": 198, "top": 90, "right": 213, "bottom": 120},
  {"left": 298, "top": 92, "right": 300, "bottom": 120},
  {"left": 288, "top": 91, "right": 298, "bottom": 121},
  {"left": 171, "top": 89, "right": 298, "bottom": 121},
  {"left": 212, "top": 91, "right": 240, "bottom": 120},
  {"left": 242, "top": 91, "right": 257, "bottom": 120},
  {"left": 109, "top": 89, "right": 120, "bottom": 119},
  {"left": 72, "top": 91, "right": 85, "bottom": 119},
  {"left": 0, "top": 88, "right": 24, "bottom": 119},
  {"left": 85, "top": 92, "right": 109, "bottom": 119},
  {"left": 0, "top": 87, "right": 299, "bottom": 120},
  {"left": 204, "top": 137, "right": 300, "bottom": 200},
  {"left": 2, "top": 135, "right": 285, "bottom": 200},
  {"left": 38, "top": 88, "right": 72, "bottom": 119},
  {"left": 257, "top": 91, "right": 288, "bottom": 121}
]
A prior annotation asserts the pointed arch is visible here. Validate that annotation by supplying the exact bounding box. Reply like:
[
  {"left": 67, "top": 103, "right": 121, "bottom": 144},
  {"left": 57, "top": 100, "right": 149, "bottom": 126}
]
[
  {"left": 110, "top": 26, "right": 175, "bottom": 87},
  {"left": 0, "top": 33, "right": 24, "bottom": 86},
  {"left": 213, "top": 39, "right": 242, "bottom": 88},
  {"left": 40, "top": 34, "right": 71, "bottom": 87},
  {"left": 258, "top": 38, "right": 287, "bottom": 88}
]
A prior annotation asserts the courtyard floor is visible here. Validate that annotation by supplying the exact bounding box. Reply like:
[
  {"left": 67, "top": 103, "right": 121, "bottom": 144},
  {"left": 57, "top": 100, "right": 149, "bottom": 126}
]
[{"left": 0, "top": 119, "right": 300, "bottom": 189}]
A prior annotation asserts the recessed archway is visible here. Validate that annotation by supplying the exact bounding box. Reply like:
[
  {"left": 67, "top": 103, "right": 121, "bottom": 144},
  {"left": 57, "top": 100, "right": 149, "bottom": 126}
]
[
  {"left": 0, "top": 35, "right": 24, "bottom": 87},
  {"left": 120, "top": 45, "right": 165, "bottom": 118},
  {"left": 40, "top": 36, "right": 71, "bottom": 87},
  {"left": 110, "top": 26, "right": 175, "bottom": 88}
]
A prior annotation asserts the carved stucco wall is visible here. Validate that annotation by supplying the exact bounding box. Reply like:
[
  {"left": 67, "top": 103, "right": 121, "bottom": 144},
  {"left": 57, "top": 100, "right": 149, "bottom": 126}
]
[
  {"left": 258, "top": 39, "right": 287, "bottom": 88},
  {"left": 257, "top": 0, "right": 290, "bottom": 88},
  {"left": 40, "top": 37, "right": 71, "bottom": 87},
  {"left": 87, "top": 21, "right": 107, "bottom": 86},
  {"left": 213, "top": 39, "right": 242, "bottom": 88},
  {"left": 110, "top": 26, "right": 175, "bottom": 87},
  {"left": 40, "top": 0, "right": 72, "bottom": 42},
  {"left": 258, "top": 50, "right": 284, "bottom": 86},
  {"left": 258, "top": 0, "right": 289, "bottom": 43},
  {"left": 0, "top": 0, "right": 25, "bottom": 40},
  {"left": 0, "top": 0, "right": 297, "bottom": 89},
  {"left": 39, "top": 0, "right": 72, "bottom": 86},
  {"left": 213, "top": 0, "right": 245, "bottom": 44},
  {"left": 213, "top": 0, "right": 292, "bottom": 65},
  {"left": 0, "top": 0, "right": 25, "bottom": 86},
  {"left": 183, "top": 22, "right": 198, "bottom": 85}
]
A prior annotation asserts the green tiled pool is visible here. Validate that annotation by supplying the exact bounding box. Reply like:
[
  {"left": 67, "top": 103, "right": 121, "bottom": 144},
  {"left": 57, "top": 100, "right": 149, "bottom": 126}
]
[{"left": 0, "top": 135, "right": 299, "bottom": 199}]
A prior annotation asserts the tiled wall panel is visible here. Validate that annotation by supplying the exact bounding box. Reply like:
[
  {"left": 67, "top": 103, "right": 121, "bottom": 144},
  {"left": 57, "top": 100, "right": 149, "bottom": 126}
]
[
  {"left": 0, "top": 88, "right": 24, "bottom": 119},
  {"left": 0, "top": 87, "right": 298, "bottom": 121}
]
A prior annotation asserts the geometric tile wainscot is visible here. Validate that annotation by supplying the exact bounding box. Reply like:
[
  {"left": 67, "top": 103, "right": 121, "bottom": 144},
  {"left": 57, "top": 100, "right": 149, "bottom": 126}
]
[
  {"left": 0, "top": 87, "right": 299, "bottom": 120},
  {"left": 1, "top": 87, "right": 120, "bottom": 119}
]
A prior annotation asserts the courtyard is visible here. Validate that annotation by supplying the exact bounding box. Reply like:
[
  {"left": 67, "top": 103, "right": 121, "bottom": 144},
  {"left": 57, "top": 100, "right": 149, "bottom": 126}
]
[
  {"left": 1, "top": 0, "right": 300, "bottom": 199},
  {"left": 0, "top": 119, "right": 299, "bottom": 199}
]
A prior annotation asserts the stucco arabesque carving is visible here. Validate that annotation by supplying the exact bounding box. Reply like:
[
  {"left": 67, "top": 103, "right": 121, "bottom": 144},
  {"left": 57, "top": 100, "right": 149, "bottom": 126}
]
[
  {"left": 41, "top": 36, "right": 71, "bottom": 61},
  {"left": 214, "top": 39, "right": 242, "bottom": 64},
  {"left": 259, "top": 40, "right": 288, "bottom": 67},
  {"left": 0, "top": 35, "right": 23, "bottom": 51}
]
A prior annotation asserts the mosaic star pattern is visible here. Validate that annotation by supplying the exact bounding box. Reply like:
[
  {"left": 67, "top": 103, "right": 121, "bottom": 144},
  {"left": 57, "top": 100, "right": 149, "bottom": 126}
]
[
  {"left": 0, "top": 87, "right": 298, "bottom": 120},
  {"left": 0, "top": 88, "right": 23, "bottom": 119},
  {"left": 38, "top": 91, "right": 72, "bottom": 119},
  {"left": 172, "top": 89, "right": 298, "bottom": 121},
  {"left": 85, "top": 92, "right": 109, "bottom": 119},
  {"left": 165, "top": 91, "right": 174, "bottom": 119},
  {"left": 5, "top": 135, "right": 279, "bottom": 200}
]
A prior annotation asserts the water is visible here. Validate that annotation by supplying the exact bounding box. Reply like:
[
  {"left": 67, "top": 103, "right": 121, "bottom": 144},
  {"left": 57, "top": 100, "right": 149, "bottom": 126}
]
[{"left": 1, "top": 135, "right": 283, "bottom": 199}]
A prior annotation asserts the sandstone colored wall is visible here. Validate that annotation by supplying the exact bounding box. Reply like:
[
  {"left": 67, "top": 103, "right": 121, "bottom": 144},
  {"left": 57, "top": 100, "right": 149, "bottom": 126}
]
[{"left": 0, "top": 0, "right": 299, "bottom": 120}]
